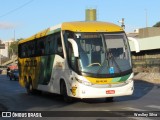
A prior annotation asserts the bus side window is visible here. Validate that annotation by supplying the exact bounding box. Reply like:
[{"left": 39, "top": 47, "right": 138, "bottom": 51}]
[
  {"left": 40, "top": 40, "right": 45, "bottom": 55},
  {"left": 68, "top": 42, "right": 76, "bottom": 70},
  {"left": 18, "top": 45, "right": 21, "bottom": 58},
  {"left": 24, "top": 44, "right": 28, "bottom": 57},
  {"left": 46, "top": 40, "right": 51, "bottom": 54},
  {"left": 28, "top": 42, "right": 35, "bottom": 57},
  {"left": 37, "top": 38, "right": 45, "bottom": 56},
  {"left": 19, "top": 44, "right": 26, "bottom": 58},
  {"left": 46, "top": 34, "right": 55, "bottom": 55},
  {"left": 57, "top": 37, "right": 63, "bottom": 53},
  {"left": 31, "top": 41, "right": 35, "bottom": 56},
  {"left": 55, "top": 33, "right": 64, "bottom": 57}
]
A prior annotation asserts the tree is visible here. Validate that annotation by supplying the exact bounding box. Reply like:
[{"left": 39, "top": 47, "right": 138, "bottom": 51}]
[
  {"left": 153, "top": 21, "right": 160, "bottom": 27},
  {"left": 9, "top": 41, "right": 18, "bottom": 58},
  {"left": 8, "top": 38, "right": 24, "bottom": 58},
  {"left": 17, "top": 38, "right": 24, "bottom": 41}
]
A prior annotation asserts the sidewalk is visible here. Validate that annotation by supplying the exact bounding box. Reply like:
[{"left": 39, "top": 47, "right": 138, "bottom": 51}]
[{"left": 133, "top": 72, "right": 160, "bottom": 84}]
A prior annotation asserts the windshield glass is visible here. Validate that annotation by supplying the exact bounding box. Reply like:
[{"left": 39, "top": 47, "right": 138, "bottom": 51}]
[{"left": 75, "top": 32, "right": 132, "bottom": 76}]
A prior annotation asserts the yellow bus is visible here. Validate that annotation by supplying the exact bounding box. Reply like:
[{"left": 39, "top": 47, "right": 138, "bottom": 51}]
[{"left": 18, "top": 21, "right": 135, "bottom": 102}]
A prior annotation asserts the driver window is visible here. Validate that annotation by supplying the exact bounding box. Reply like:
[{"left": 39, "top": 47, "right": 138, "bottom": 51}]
[
  {"left": 55, "top": 32, "right": 64, "bottom": 58},
  {"left": 68, "top": 42, "right": 76, "bottom": 70}
]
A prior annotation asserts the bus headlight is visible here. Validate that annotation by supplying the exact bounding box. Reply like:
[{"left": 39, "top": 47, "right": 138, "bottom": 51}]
[{"left": 75, "top": 77, "right": 92, "bottom": 86}]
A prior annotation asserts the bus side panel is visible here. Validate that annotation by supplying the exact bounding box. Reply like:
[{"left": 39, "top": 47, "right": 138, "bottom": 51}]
[
  {"left": 48, "top": 55, "right": 64, "bottom": 93},
  {"left": 38, "top": 55, "right": 55, "bottom": 85},
  {"left": 37, "top": 54, "right": 64, "bottom": 93},
  {"left": 19, "top": 57, "right": 41, "bottom": 89},
  {"left": 36, "top": 55, "right": 70, "bottom": 94},
  {"left": 19, "top": 58, "right": 25, "bottom": 87},
  {"left": 31, "top": 57, "right": 41, "bottom": 89}
]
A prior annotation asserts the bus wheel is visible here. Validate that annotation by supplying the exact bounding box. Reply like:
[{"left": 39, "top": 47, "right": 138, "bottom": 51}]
[
  {"left": 105, "top": 97, "right": 114, "bottom": 102},
  {"left": 25, "top": 80, "right": 34, "bottom": 95},
  {"left": 60, "top": 81, "right": 73, "bottom": 103},
  {"left": 25, "top": 78, "right": 41, "bottom": 95}
]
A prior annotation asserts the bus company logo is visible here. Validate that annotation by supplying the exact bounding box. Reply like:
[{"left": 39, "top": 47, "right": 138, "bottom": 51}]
[
  {"left": 1, "top": 112, "right": 42, "bottom": 118},
  {"left": 2, "top": 112, "right": 11, "bottom": 117},
  {"left": 71, "top": 86, "right": 77, "bottom": 96},
  {"left": 25, "top": 60, "right": 37, "bottom": 67}
]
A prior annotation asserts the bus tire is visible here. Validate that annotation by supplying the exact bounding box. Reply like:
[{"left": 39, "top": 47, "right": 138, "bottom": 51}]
[
  {"left": 25, "top": 78, "right": 34, "bottom": 95},
  {"left": 60, "top": 80, "right": 73, "bottom": 103},
  {"left": 105, "top": 97, "right": 114, "bottom": 102},
  {"left": 25, "top": 78, "right": 41, "bottom": 95}
]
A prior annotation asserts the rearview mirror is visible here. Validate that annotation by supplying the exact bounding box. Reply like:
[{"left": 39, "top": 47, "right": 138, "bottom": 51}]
[
  {"left": 68, "top": 38, "right": 79, "bottom": 57},
  {"left": 128, "top": 37, "right": 140, "bottom": 53}
]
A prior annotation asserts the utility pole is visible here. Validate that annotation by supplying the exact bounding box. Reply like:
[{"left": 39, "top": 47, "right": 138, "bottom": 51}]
[
  {"left": 14, "top": 29, "right": 16, "bottom": 41},
  {"left": 145, "top": 9, "right": 148, "bottom": 28}
]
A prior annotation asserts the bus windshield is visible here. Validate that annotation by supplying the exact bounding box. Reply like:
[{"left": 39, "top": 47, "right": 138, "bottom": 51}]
[
  {"left": 76, "top": 32, "right": 132, "bottom": 76},
  {"left": 65, "top": 31, "right": 132, "bottom": 77}
]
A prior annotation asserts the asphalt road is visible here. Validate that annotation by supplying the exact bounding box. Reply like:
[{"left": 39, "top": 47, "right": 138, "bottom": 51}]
[{"left": 0, "top": 74, "right": 160, "bottom": 120}]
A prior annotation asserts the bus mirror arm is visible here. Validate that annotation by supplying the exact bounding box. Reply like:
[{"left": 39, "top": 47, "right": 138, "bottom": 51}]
[
  {"left": 68, "top": 38, "right": 79, "bottom": 57},
  {"left": 128, "top": 37, "right": 140, "bottom": 53}
]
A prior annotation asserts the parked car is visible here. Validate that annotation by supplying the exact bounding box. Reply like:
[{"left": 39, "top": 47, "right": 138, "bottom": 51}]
[
  {"left": 7, "top": 65, "right": 18, "bottom": 77},
  {"left": 9, "top": 69, "right": 19, "bottom": 81}
]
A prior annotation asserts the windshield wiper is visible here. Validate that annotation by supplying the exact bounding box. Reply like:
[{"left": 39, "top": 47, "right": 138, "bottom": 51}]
[
  {"left": 96, "top": 58, "right": 108, "bottom": 74},
  {"left": 97, "top": 50, "right": 122, "bottom": 75},
  {"left": 108, "top": 51, "right": 122, "bottom": 73}
]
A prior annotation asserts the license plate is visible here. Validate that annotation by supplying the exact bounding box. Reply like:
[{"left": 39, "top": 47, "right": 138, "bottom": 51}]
[{"left": 106, "top": 90, "right": 115, "bottom": 94}]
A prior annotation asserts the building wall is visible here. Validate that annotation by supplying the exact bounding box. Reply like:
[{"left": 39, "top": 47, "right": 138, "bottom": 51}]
[
  {"left": 131, "top": 49, "right": 160, "bottom": 73},
  {"left": 139, "top": 27, "right": 160, "bottom": 38},
  {"left": 1, "top": 42, "right": 9, "bottom": 57},
  {"left": 1, "top": 40, "right": 14, "bottom": 58}
]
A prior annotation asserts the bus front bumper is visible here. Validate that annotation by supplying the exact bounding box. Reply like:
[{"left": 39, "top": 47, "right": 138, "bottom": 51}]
[{"left": 73, "top": 80, "right": 134, "bottom": 99}]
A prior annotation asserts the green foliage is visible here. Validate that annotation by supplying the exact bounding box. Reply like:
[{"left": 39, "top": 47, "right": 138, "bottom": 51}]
[
  {"left": 9, "top": 41, "right": 18, "bottom": 56},
  {"left": 17, "top": 38, "right": 24, "bottom": 41},
  {"left": 8, "top": 38, "right": 24, "bottom": 57},
  {"left": 153, "top": 21, "right": 160, "bottom": 27}
]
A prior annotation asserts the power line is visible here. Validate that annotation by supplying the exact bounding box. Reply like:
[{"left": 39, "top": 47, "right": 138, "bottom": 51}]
[{"left": 0, "top": 0, "right": 34, "bottom": 18}]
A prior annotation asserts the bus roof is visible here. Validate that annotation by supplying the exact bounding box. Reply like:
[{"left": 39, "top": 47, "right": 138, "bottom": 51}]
[
  {"left": 62, "top": 21, "right": 123, "bottom": 32},
  {"left": 19, "top": 21, "right": 123, "bottom": 44}
]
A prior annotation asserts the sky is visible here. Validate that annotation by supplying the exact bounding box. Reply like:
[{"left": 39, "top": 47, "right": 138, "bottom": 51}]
[{"left": 0, "top": 0, "right": 160, "bottom": 41}]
